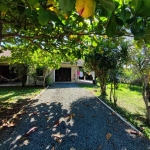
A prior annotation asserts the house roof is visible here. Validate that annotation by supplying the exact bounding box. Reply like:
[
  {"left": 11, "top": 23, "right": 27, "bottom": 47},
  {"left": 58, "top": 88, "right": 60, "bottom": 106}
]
[{"left": 0, "top": 50, "right": 11, "bottom": 57}]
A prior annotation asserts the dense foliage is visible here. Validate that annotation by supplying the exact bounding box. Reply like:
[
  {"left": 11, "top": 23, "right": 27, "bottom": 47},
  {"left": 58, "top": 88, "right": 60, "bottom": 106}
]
[{"left": 1, "top": 0, "right": 150, "bottom": 52}]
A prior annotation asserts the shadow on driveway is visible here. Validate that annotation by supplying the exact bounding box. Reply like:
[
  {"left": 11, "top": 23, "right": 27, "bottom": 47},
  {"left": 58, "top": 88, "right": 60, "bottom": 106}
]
[{"left": 1, "top": 84, "right": 150, "bottom": 150}]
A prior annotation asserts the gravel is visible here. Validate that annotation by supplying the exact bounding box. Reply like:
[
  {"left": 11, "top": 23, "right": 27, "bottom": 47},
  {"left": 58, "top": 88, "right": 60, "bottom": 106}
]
[{"left": 1, "top": 83, "right": 150, "bottom": 150}]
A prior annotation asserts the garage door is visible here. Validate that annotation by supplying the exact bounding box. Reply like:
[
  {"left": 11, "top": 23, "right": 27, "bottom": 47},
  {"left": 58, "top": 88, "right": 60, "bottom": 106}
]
[{"left": 55, "top": 68, "right": 71, "bottom": 82}]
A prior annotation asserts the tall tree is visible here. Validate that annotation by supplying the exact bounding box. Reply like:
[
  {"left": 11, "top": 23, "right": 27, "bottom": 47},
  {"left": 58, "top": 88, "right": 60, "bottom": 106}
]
[
  {"left": 129, "top": 42, "right": 150, "bottom": 123},
  {"left": 108, "top": 42, "right": 128, "bottom": 105},
  {"left": 84, "top": 38, "right": 128, "bottom": 97}
]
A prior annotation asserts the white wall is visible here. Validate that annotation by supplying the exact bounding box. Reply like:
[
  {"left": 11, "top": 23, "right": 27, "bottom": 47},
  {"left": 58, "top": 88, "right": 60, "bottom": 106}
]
[{"left": 26, "top": 63, "right": 80, "bottom": 85}]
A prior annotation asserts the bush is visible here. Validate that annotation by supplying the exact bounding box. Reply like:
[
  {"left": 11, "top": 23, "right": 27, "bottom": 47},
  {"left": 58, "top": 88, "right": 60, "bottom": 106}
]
[{"left": 131, "top": 78, "right": 142, "bottom": 86}]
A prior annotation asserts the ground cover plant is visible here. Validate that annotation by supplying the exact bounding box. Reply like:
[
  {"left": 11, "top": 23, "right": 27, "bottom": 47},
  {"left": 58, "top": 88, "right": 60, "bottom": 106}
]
[{"left": 79, "top": 83, "right": 150, "bottom": 139}]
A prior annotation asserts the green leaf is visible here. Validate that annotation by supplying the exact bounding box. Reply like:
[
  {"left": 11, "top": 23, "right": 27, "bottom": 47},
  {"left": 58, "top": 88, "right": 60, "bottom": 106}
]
[
  {"left": 58, "top": 0, "right": 75, "bottom": 13},
  {"left": 58, "top": 0, "right": 67, "bottom": 12},
  {"left": 144, "top": 26, "right": 150, "bottom": 44},
  {"left": 100, "top": 0, "right": 115, "bottom": 12},
  {"left": 131, "top": 0, "right": 141, "bottom": 10},
  {"left": 116, "top": 31, "right": 125, "bottom": 37},
  {"left": 77, "top": 51, "right": 81, "bottom": 59},
  {"left": 48, "top": 11, "right": 63, "bottom": 25},
  {"left": 120, "top": 5, "right": 126, "bottom": 24},
  {"left": 137, "top": 3, "right": 150, "bottom": 17},
  {"left": 76, "top": 16, "right": 84, "bottom": 22},
  {"left": 131, "top": 27, "right": 145, "bottom": 40},
  {"left": 143, "top": 0, "right": 150, "bottom": 8},
  {"left": 114, "top": 1, "right": 119, "bottom": 9},
  {"left": 126, "top": 17, "right": 135, "bottom": 25},
  {"left": 0, "top": 2, "right": 8, "bottom": 12},
  {"left": 95, "top": 23, "right": 103, "bottom": 33},
  {"left": 92, "top": 40, "right": 98, "bottom": 47},
  {"left": 38, "top": 10, "right": 50, "bottom": 25},
  {"left": 106, "top": 16, "right": 117, "bottom": 37},
  {"left": 17, "top": 2, "right": 25, "bottom": 15},
  {"left": 115, "top": 16, "right": 124, "bottom": 26},
  {"left": 137, "top": 29, "right": 145, "bottom": 38},
  {"left": 136, "top": 39, "right": 144, "bottom": 48},
  {"left": 131, "top": 26, "right": 137, "bottom": 36},
  {"left": 100, "top": 6, "right": 108, "bottom": 17},
  {"left": 28, "top": 0, "right": 38, "bottom": 6}
]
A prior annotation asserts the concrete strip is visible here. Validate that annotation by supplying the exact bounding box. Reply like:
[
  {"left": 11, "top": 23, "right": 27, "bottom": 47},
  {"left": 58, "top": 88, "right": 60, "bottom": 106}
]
[{"left": 95, "top": 96, "right": 143, "bottom": 135}]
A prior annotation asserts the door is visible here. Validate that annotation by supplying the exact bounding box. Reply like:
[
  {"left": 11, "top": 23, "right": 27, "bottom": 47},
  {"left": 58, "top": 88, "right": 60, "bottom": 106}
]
[{"left": 55, "top": 68, "right": 71, "bottom": 82}]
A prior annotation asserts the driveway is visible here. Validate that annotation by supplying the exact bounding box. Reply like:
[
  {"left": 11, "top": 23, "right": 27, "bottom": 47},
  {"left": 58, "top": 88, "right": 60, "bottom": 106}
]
[{"left": 1, "top": 83, "right": 150, "bottom": 150}]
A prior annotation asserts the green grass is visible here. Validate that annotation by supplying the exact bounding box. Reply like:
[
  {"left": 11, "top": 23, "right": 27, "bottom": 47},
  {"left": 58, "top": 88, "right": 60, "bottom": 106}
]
[
  {"left": 107, "top": 84, "right": 145, "bottom": 116},
  {"left": 78, "top": 83, "right": 150, "bottom": 139},
  {"left": 0, "top": 86, "right": 44, "bottom": 109}
]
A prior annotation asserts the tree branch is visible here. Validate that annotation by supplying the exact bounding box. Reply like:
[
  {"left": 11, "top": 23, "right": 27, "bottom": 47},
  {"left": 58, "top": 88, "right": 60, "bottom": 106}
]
[
  {"left": 2, "top": 33, "right": 19, "bottom": 38},
  {"left": 0, "top": 22, "right": 2, "bottom": 44}
]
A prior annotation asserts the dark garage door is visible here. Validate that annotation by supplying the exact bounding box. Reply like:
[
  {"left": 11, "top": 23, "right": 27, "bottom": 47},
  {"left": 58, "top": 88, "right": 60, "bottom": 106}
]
[{"left": 55, "top": 68, "right": 71, "bottom": 82}]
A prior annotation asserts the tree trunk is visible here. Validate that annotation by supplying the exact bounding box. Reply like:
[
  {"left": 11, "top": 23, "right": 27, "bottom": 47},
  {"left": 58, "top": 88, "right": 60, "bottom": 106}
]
[
  {"left": 142, "top": 76, "right": 150, "bottom": 124},
  {"left": 21, "top": 75, "right": 27, "bottom": 87},
  {"left": 0, "top": 22, "right": 2, "bottom": 44},
  {"left": 99, "top": 75, "right": 107, "bottom": 95},
  {"left": 43, "top": 67, "right": 47, "bottom": 88},
  {"left": 146, "top": 106, "right": 150, "bottom": 125},
  {"left": 110, "top": 82, "right": 113, "bottom": 102},
  {"left": 113, "top": 81, "right": 117, "bottom": 106},
  {"left": 101, "top": 85, "right": 106, "bottom": 95}
]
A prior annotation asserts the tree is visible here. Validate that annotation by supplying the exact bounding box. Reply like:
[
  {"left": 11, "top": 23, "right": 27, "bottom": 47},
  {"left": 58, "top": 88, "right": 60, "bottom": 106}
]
[
  {"left": 84, "top": 38, "right": 128, "bottom": 97},
  {"left": 108, "top": 42, "right": 128, "bottom": 105},
  {"left": 1, "top": 0, "right": 150, "bottom": 52},
  {"left": 1, "top": 1, "right": 150, "bottom": 85},
  {"left": 129, "top": 42, "right": 150, "bottom": 123},
  {"left": 10, "top": 63, "right": 28, "bottom": 87},
  {"left": 3, "top": 41, "right": 77, "bottom": 87}
]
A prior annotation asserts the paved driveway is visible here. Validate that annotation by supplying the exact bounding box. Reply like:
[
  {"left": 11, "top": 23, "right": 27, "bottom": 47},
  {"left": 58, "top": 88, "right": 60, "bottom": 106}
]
[{"left": 1, "top": 83, "right": 150, "bottom": 150}]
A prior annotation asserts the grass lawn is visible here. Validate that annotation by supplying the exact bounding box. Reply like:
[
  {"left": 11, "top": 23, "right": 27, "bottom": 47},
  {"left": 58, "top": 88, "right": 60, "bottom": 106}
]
[
  {"left": 78, "top": 83, "right": 150, "bottom": 139},
  {"left": 0, "top": 86, "right": 44, "bottom": 127},
  {"left": 0, "top": 86, "right": 43, "bottom": 108}
]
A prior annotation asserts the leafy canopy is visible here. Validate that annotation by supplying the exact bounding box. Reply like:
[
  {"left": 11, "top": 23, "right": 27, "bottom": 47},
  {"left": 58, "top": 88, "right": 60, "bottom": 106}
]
[{"left": 0, "top": 0, "right": 150, "bottom": 65}]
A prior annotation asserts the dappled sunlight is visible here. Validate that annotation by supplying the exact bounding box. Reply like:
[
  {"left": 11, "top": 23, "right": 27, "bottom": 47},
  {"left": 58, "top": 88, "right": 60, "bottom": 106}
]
[{"left": 1, "top": 84, "right": 150, "bottom": 149}]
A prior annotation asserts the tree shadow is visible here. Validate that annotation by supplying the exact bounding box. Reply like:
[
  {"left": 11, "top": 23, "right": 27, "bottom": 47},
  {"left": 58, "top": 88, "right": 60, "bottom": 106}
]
[
  {"left": 0, "top": 86, "right": 43, "bottom": 131},
  {"left": 0, "top": 86, "right": 43, "bottom": 107},
  {"left": 1, "top": 94, "right": 150, "bottom": 150},
  {"left": 99, "top": 94, "right": 148, "bottom": 128},
  {"left": 0, "top": 98, "right": 31, "bottom": 126},
  {"left": 50, "top": 83, "right": 83, "bottom": 89},
  {"left": 78, "top": 83, "right": 98, "bottom": 89},
  {"left": 129, "top": 85, "right": 142, "bottom": 93}
]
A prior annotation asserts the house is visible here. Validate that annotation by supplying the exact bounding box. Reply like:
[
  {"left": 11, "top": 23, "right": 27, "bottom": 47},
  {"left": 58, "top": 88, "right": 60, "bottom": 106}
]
[
  {"left": 0, "top": 50, "right": 95, "bottom": 85},
  {"left": 49, "top": 60, "right": 84, "bottom": 83}
]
